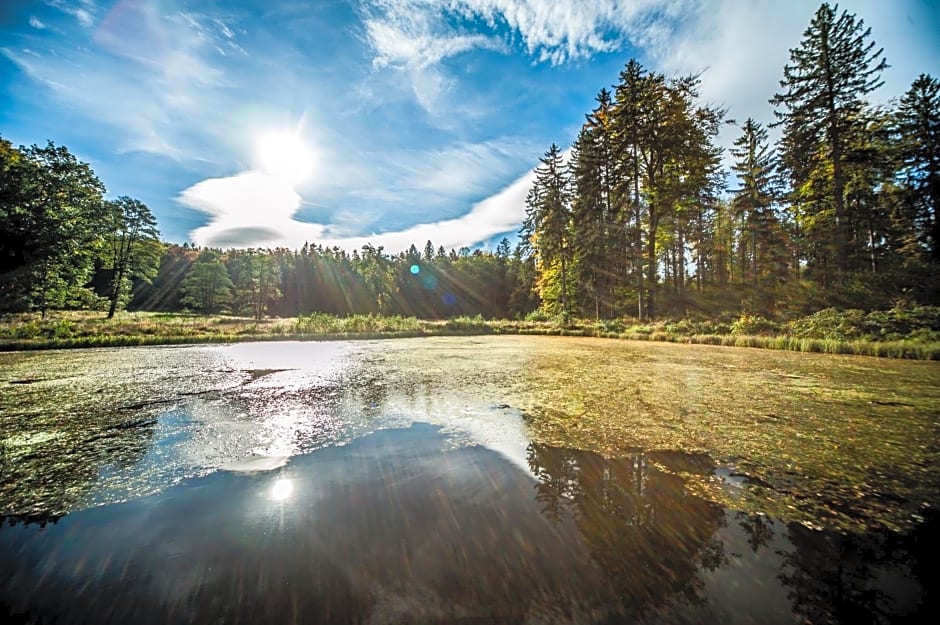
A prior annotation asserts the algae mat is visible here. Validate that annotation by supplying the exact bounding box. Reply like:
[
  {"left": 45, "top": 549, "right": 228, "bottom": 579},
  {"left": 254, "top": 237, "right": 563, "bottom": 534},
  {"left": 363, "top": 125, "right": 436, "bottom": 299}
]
[{"left": 1, "top": 336, "right": 938, "bottom": 532}]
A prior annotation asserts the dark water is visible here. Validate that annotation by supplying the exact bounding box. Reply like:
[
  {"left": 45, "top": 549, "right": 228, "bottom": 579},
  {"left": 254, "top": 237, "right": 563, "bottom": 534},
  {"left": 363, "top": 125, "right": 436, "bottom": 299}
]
[{"left": 1, "top": 423, "right": 933, "bottom": 625}]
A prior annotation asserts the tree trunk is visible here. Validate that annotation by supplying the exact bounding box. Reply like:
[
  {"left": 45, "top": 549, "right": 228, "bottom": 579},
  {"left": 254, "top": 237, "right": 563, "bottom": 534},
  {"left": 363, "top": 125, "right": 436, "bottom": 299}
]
[
  {"left": 633, "top": 142, "right": 645, "bottom": 320},
  {"left": 647, "top": 210, "right": 658, "bottom": 321},
  {"left": 107, "top": 265, "right": 125, "bottom": 319}
]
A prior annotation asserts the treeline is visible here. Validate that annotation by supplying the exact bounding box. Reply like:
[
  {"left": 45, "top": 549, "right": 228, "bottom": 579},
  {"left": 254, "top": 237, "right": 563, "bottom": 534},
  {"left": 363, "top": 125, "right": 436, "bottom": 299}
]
[
  {"left": 0, "top": 137, "right": 536, "bottom": 320},
  {"left": 137, "top": 242, "right": 537, "bottom": 319},
  {"left": 523, "top": 2, "right": 939, "bottom": 320}
]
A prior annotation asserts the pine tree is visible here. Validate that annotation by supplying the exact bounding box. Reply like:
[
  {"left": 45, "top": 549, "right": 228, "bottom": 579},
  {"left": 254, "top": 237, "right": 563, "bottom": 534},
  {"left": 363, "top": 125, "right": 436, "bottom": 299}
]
[
  {"left": 522, "top": 144, "right": 572, "bottom": 319},
  {"left": 730, "top": 119, "right": 777, "bottom": 287},
  {"left": 896, "top": 74, "right": 940, "bottom": 260},
  {"left": 612, "top": 59, "right": 656, "bottom": 319},
  {"left": 570, "top": 126, "right": 606, "bottom": 318},
  {"left": 771, "top": 2, "right": 887, "bottom": 282}
]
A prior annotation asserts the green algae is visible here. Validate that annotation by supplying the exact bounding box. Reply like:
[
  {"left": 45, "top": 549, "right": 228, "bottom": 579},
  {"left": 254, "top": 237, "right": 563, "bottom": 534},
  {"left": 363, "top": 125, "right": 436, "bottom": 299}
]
[
  {"left": 1, "top": 336, "right": 938, "bottom": 532},
  {"left": 343, "top": 336, "right": 940, "bottom": 533}
]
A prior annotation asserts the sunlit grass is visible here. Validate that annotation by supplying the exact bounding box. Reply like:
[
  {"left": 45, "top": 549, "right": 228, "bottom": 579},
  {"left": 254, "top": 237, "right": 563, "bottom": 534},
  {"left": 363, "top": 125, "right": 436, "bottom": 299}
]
[{"left": 0, "top": 310, "right": 937, "bottom": 359}]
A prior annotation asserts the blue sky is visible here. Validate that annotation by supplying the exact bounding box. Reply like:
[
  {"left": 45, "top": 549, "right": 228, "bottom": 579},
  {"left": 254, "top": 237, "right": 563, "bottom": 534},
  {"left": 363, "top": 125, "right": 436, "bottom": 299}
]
[{"left": 2, "top": 0, "right": 938, "bottom": 253}]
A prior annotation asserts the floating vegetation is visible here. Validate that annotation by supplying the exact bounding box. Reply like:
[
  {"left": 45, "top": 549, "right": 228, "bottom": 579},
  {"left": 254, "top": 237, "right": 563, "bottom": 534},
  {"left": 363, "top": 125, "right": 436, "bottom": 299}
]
[{"left": 1, "top": 336, "right": 938, "bottom": 533}]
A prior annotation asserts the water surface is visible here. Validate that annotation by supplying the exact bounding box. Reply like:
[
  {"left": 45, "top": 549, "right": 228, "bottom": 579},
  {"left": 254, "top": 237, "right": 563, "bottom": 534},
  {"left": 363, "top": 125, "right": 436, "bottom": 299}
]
[
  {"left": 1, "top": 337, "right": 937, "bottom": 623},
  {"left": 2, "top": 424, "right": 933, "bottom": 624}
]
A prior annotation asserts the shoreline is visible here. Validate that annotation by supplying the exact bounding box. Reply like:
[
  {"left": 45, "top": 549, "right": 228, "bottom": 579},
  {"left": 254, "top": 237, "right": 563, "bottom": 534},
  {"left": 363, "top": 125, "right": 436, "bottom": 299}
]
[{"left": 1, "top": 316, "right": 937, "bottom": 359}]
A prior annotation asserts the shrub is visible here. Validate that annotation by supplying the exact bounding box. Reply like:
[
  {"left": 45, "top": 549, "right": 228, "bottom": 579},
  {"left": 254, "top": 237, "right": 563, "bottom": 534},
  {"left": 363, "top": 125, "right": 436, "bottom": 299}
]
[
  {"left": 442, "top": 315, "right": 491, "bottom": 333},
  {"left": 524, "top": 310, "right": 549, "bottom": 322},
  {"left": 730, "top": 314, "right": 780, "bottom": 336}
]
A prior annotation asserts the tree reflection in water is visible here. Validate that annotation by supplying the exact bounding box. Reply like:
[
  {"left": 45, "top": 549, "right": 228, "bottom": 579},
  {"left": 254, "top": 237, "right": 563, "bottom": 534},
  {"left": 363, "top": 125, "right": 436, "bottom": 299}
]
[
  {"left": 0, "top": 425, "right": 934, "bottom": 624},
  {"left": 527, "top": 444, "right": 727, "bottom": 616},
  {"left": 779, "top": 512, "right": 938, "bottom": 625},
  {"left": 526, "top": 443, "right": 934, "bottom": 624}
]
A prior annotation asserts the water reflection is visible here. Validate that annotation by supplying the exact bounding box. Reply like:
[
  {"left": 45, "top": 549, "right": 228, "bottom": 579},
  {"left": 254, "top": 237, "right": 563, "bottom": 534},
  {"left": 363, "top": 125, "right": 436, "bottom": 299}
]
[
  {"left": 1, "top": 424, "right": 932, "bottom": 624},
  {"left": 270, "top": 478, "right": 294, "bottom": 501},
  {"left": 527, "top": 443, "right": 727, "bottom": 613},
  {"left": 779, "top": 518, "right": 936, "bottom": 625}
]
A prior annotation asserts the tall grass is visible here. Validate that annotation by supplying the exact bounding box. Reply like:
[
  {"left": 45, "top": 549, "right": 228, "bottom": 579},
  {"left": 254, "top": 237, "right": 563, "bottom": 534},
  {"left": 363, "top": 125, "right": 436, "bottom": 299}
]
[{"left": 1, "top": 310, "right": 937, "bottom": 359}]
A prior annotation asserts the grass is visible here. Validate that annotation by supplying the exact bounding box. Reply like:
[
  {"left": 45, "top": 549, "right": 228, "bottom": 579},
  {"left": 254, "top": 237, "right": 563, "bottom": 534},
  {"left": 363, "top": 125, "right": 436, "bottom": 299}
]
[{"left": 0, "top": 310, "right": 938, "bottom": 359}]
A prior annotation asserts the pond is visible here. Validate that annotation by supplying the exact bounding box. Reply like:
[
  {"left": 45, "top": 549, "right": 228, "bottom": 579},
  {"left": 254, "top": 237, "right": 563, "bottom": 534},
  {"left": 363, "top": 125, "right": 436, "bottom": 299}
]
[{"left": 1, "top": 337, "right": 938, "bottom": 623}]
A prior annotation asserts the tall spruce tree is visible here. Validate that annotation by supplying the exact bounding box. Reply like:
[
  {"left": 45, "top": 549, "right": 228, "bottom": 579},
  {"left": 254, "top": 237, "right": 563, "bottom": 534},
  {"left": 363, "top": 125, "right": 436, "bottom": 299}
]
[
  {"left": 730, "top": 119, "right": 778, "bottom": 288},
  {"left": 896, "top": 74, "right": 940, "bottom": 260},
  {"left": 522, "top": 143, "right": 572, "bottom": 319},
  {"left": 570, "top": 126, "right": 605, "bottom": 318},
  {"left": 771, "top": 2, "right": 887, "bottom": 282},
  {"left": 612, "top": 59, "right": 656, "bottom": 319}
]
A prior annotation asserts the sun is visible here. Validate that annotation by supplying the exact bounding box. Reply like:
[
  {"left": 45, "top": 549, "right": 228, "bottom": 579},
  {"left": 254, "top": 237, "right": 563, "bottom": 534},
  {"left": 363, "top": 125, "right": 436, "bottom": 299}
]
[{"left": 254, "top": 131, "right": 315, "bottom": 185}]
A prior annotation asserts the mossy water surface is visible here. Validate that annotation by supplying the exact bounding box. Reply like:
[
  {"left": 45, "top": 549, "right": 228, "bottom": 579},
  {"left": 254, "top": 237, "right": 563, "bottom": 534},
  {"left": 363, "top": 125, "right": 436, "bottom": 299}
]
[
  {"left": 341, "top": 336, "right": 940, "bottom": 532},
  {"left": 2, "top": 336, "right": 937, "bottom": 532}
]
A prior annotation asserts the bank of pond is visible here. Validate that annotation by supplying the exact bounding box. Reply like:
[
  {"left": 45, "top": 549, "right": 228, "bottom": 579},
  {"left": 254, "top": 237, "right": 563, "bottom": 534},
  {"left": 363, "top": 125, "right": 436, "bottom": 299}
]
[{"left": 1, "top": 308, "right": 938, "bottom": 359}]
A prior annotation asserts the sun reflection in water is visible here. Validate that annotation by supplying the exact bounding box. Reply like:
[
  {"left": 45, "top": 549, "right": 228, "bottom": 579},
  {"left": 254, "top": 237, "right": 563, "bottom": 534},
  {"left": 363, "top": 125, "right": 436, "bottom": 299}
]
[{"left": 270, "top": 478, "right": 294, "bottom": 502}]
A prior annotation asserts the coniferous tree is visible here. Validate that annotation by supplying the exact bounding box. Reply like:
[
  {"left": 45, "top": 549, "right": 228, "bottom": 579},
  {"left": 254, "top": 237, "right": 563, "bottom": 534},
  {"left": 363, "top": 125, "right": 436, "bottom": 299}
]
[
  {"left": 521, "top": 144, "right": 572, "bottom": 319},
  {"left": 730, "top": 119, "right": 779, "bottom": 290},
  {"left": 771, "top": 2, "right": 887, "bottom": 282},
  {"left": 570, "top": 126, "right": 606, "bottom": 318},
  {"left": 612, "top": 59, "right": 656, "bottom": 319},
  {"left": 230, "top": 249, "right": 282, "bottom": 319},
  {"left": 896, "top": 74, "right": 940, "bottom": 261}
]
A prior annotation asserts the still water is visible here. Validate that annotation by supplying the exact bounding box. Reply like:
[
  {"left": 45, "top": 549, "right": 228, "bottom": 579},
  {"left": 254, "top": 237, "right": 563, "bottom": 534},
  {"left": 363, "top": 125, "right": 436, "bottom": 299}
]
[{"left": 1, "top": 338, "right": 937, "bottom": 623}]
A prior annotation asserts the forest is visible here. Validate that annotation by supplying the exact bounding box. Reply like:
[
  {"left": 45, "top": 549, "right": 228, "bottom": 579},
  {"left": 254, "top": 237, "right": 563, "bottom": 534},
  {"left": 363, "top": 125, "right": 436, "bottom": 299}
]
[{"left": 1, "top": 3, "right": 938, "bottom": 327}]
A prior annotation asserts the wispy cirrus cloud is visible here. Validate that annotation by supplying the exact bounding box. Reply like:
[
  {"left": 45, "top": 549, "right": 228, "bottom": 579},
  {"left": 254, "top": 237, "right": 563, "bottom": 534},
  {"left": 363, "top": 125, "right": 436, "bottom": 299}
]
[
  {"left": 360, "top": 1, "right": 504, "bottom": 115},
  {"left": 46, "top": 0, "right": 98, "bottom": 28},
  {"left": 359, "top": 0, "right": 691, "bottom": 114},
  {"left": 3, "top": 3, "right": 240, "bottom": 161},
  {"left": 361, "top": 0, "right": 689, "bottom": 66}
]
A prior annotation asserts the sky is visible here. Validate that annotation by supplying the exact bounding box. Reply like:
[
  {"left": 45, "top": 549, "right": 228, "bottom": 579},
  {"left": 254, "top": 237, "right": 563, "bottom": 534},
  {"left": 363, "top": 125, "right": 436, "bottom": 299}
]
[{"left": 2, "top": 0, "right": 938, "bottom": 254}]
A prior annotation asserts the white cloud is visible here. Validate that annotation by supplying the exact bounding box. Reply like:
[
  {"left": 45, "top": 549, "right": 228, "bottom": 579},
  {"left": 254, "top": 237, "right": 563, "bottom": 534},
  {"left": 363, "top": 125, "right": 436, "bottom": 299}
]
[
  {"left": 361, "top": 1, "right": 689, "bottom": 66},
  {"left": 277, "top": 136, "right": 539, "bottom": 239},
  {"left": 46, "top": 0, "right": 97, "bottom": 28},
  {"left": 185, "top": 165, "right": 531, "bottom": 253},
  {"left": 28, "top": 16, "right": 47, "bottom": 30},
  {"left": 387, "top": 138, "right": 537, "bottom": 198},
  {"left": 357, "top": 0, "right": 694, "bottom": 116},
  {"left": 361, "top": 2, "right": 505, "bottom": 116}
]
